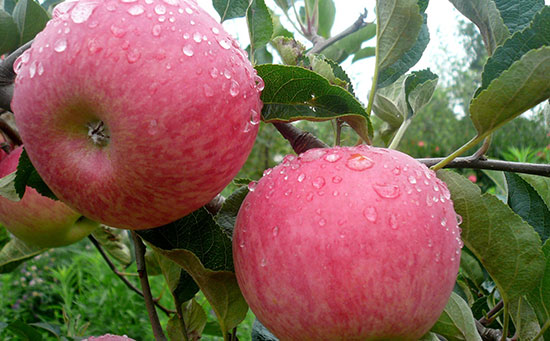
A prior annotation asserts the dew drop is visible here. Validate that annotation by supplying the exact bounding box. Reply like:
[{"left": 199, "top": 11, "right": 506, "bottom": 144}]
[
  {"left": 408, "top": 175, "right": 417, "bottom": 184},
  {"left": 105, "top": 0, "right": 117, "bottom": 11},
  {"left": 297, "top": 173, "right": 306, "bottom": 183},
  {"left": 121, "top": 0, "right": 137, "bottom": 3},
  {"left": 318, "top": 218, "right": 327, "bottom": 227},
  {"left": 392, "top": 167, "right": 401, "bottom": 175},
  {"left": 37, "top": 62, "right": 44, "bottom": 76},
  {"left": 147, "top": 120, "right": 158, "bottom": 135},
  {"left": 363, "top": 206, "right": 377, "bottom": 223},
  {"left": 87, "top": 38, "right": 102, "bottom": 53},
  {"left": 249, "top": 109, "right": 261, "bottom": 125},
  {"left": 71, "top": 2, "right": 97, "bottom": 23},
  {"left": 345, "top": 154, "right": 374, "bottom": 171},
  {"left": 457, "top": 238, "right": 464, "bottom": 249},
  {"left": 254, "top": 74, "right": 265, "bottom": 91},
  {"left": 427, "top": 239, "right": 433, "bottom": 248},
  {"left": 128, "top": 4, "right": 144, "bottom": 15},
  {"left": 306, "top": 192, "right": 314, "bottom": 201},
  {"left": 260, "top": 258, "right": 267, "bottom": 267},
  {"left": 300, "top": 149, "right": 327, "bottom": 162},
  {"left": 389, "top": 214, "right": 398, "bottom": 230},
  {"left": 284, "top": 188, "right": 292, "bottom": 196},
  {"left": 185, "top": 7, "right": 193, "bottom": 14},
  {"left": 29, "top": 61, "right": 36, "bottom": 78},
  {"left": 435, "top": 251, "right": 440, "bottom": 263},
  {"left": 162, "top": 0, "right": 178, "bottom": 5},
  {"left": 373, "top": 183, "right": 400, "bottom": 199},
  {"left": 239, "top": 239, "right": 245, "bottom": 248},
  {"left": 211, "top": 27, "right": 219, "bottom": 34},
  {"left": 263, "top": 168, "right": 272, "bottom": 177},
  {"left": 311, "top": 177, "right": 325, "bottom": 189},
  {"left": 182, "top": 44, "right": 194, "bottom": 56},
  {"left": 110, "top": 24, "right": 127, "bottom": 38},
  {"left": 210, "top": 67, "right": 219, "bottom": 78},
  {"left": 152, "top": 24, "right": 162, "bottom": 36},
  {"left": 324, "top": 153, "right": 341, "bottom": 163},
  {"left": 456, "top": 214, "right": 463, "bottom": 225},
  {"left": 218, "top": 38, "right": 231, "bottom": 49},
  {"left": 154, "top": 4, "right": 166, "bottom": 14},
  {"left": 441, "top": 217, "right": 447, "bottom": 227},
  {"left": 126, "top": 48, "right": 141, "bottom": 63},
  {"left": 53, "top": 0, "right": 77, "bottom": 18},
  {"left": 230, "top": 80, "right": 240, "bottom": 97},
  {"left": 332, "top": 176, "right": 343, "bottom": 184},
  {"left": 54, "top": 39, "right": 67, "bottom": 52},
  {"left": 193, "top": 32, "right": 202, "bottom": 43},
  {"left": 247, "top": 181, "right": 257, "bottom": 192}
]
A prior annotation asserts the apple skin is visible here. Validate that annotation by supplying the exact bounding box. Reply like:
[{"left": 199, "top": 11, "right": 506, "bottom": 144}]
[
  {"left": 11, "top": 0, "right": 262, "bottom": 229},
  {"left": 0, "top": 147, "right": 99, "bottom": 248},
  {"left": 86, "top": 334, "right": 135, "bottom": 341},
  {"left": 233, "top": 146, "right": 462, "bottom": 340}
]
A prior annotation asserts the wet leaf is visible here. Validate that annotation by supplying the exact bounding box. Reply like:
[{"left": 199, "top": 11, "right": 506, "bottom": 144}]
[{"left": 430, "top": 292, "right": 482, "bottom": 341}]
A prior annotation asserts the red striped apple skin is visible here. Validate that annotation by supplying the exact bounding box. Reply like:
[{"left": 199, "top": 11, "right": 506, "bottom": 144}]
[
  {"left": 12, "top": 0, "right": 262, "bottom": 229},
  {"left": 234, "top": 146, "right": 462, "bottom": 340},
  {"left": 0, "top": 147, "right": 98, "bottom": 247}
]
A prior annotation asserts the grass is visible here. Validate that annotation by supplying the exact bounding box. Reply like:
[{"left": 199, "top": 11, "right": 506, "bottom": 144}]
[{"left": 0, "top": 238, "right": 255, "bottom": 340}]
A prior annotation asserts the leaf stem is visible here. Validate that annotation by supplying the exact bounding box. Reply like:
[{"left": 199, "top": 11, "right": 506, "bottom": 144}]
[
  {"left": 388, "top": 119, "right": 411, "bottom": 150},
  {"left": 431, "top": 135, "right": 484, "bottom": 171},
  {"left": 131, "top": 231, "right": 167, "bottom": 341},
  {"left": 308, "top": 11, "right": 368, "bottom": 55},
  {"left": 500, "top": 301, "right": 510, "bottom": 341},
  {"left": 174, "top": 298, "right": 189, "bottom": 341}
]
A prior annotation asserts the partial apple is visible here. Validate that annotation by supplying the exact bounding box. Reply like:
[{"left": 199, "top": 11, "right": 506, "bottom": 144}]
[
  {"left": 11, "top": 0, "right": 262, "bottom": 229},
  {"left": 85, "top": 334, "right": 135, "bottom": 341},
  {"left": 0, "top": 147, "right": 98, "bottom": 248},
  {"left": 233, "top": 146, "right": 462, "bottom": 340}
]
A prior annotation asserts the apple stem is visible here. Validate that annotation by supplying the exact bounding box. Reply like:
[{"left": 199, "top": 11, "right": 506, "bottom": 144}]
[
  {"left": 88, "top": 235, "right": 174, "bottom": 316},
  {"left": 131, "top": 231, "right": 168, "bottom": 341},
  {"left": 272, "top": 122, "right": 328, "bottom": 154}
]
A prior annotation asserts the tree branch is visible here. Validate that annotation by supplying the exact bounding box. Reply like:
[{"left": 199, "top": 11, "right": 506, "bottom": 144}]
[
  {"left": 418, "top": 156, "right": 550, "bottom": 177},
  {"left": 272, "top": 122, "right": 328, "bottom": 154},
  {"left": 88, "top": 235, "right": 174, "bottom": 316},
  {"left": 0, "top": 40, "right": 33, "bottom": 111},
  {"left": 0, "top": 117, "right": 22, "bottom": 145},
  {"left": 308, "top": 10, "right": 368, "bottom": 55},
  {"left": 131, "top": 231, "right": 167, "bottom": 341},
  {"left": 479, "top": 300, "right": 504, "bottom": 326}
]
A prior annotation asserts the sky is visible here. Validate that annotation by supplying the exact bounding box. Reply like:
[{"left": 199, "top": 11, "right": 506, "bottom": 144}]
[{"left": 195, "top": 0, "right": 550, "bottom": 103}]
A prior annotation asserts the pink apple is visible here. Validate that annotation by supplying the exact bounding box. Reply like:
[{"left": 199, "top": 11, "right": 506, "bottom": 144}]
[
  {"left": 0, "top": 146, "right": 99, "bottom": 247},
  {"left": 11, "top": 0, "right": 262, "bottom": 229},
  {"left": 85, "top": 334, "right": 135, "bottom": 341},
  {"left": 233, "top": 146, "right": 462, "bottom": 340}
]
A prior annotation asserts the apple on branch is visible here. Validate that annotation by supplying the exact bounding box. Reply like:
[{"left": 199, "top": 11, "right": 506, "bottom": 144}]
[
  {"left": 233, "top": 145, "right": 463, "bottom": 340},
  {"left": 11, "top": 0, "right": 263, "bottom": 229},
  {"left": 0, "top": 146, "right": 99, "bottom": 248}
]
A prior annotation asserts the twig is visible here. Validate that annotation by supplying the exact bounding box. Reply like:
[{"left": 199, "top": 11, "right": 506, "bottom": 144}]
[
  {"left": 476, "top": 320, "right": 512, "bottom": 341},
  {"left": 272, "top": 122, "right": 328, "bottom": 154},
  {"left": 309, "top": 10, "right": 368, "bottom": 55},
  {"left": 174, "top": 297, "right": 189, "bottom": 341},
  {"left": 88, "top": 235, "right": 173, "bottom": 316},
  {"left": 131, "top": 231, "right": 167, "bottom": 341},
  {"left": 0, "top": 40, "right": 33, "bottom": 111},
  {"left": 419, "top": 156, "right": 550, "bottom": 177},
  {"left": 0, "top": 117, "right": 22, "bottom": 145},
  {"left": 479, "top": 300, "right": 504, "bottom": 326}
]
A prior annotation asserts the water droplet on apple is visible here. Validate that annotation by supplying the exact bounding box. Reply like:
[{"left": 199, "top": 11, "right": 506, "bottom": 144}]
[
  {"left": 54, "top": 39, "right": 67, "bottom": 52},
  {"left": 424, "top": 168, "right": 433, "bottom": 180},
  {"left": 389, "top": 214, "right": 398, "bottom": 230},
  {"left": 193, "top": 32, "right": 202, "bottom": 43},
  {"left": 110, "top": 24, "right": 127, "bottom": 37},
  {"left": 121, "top": 0, "right": 137, "bottom": 3},
  {"left": 441, "top": 217, "right": 447, "bottom": 227},
  {"left": 332, "top": 176, "right": 342, "bottom": 184},
  {"left": 435, "top": 251, "right": 440, "bottom": 263},
  {"left": 29, "top": 61, "right": 37, "bottom": 78},
  {"left": 284, "top": 188, "right": 292, "bottom": 196},
  {"left": 127, "top": 4, "right": 144, "bottom": 15},
  {"left": 203, "top": 84, "right": 214, "bottom": 97},
  {"left": 297, "top": 173, "right": 306, "bottom": 183},
  {"left": 408, "top": 175, "right": 417, "bottom": 184},
  {"left": 300, "top": 149, "right": 327, "bottom": 162},
  {"left": 457, "top": 238, "right": 464, "bottom": 249},
  {"left": 210, "top": 67, "right": 218, "bottom": 78},
  {"left": 311, "top": 177, "right": 325, "bottom": 189},
  {"left": 87, "top": 38, "right": 102, "bottom": 53},
  {"left": 272, "top": 226, "right": 279, "bottom": 236},
  {"left": 37, "top": 62, "right": 44, "bottom": 76},
  {"left": 427, "top": 239, "right": 433, "bottom": 248},
  {"left": 260, "top": 258, "right": 267, "bottom": 267},
  {"left": 211, "top": 27, "right": 219, "bottom": 34},
  {"left": 373, "top": 183, "right": 400, "bottom": 199},
  {"left": 182, "top": 44, "right": 194, "bottom": 56},
  {"left": 306, "top": 192, "right": 314, "bottom": 201},
  {"left": 324, "top": 153, "right": 341, "bottom": 163},
  {"left": 162, "top": 0, "right": 178, "bottom": 6},
  {"left": 185, "top": 7, "right": 193, "bottom": 14},
  {"left": 230, "top": 80, "right": 240, "bottom": 97},
  {"left": 147, "top": 119, "right": 158, "bottom": 135},
  {"left": 363, "top": 206, "right": 377, "bottom": 223},
  {"left": 126, "top": 48, "right": 141, "bottom": 63},
  {"left": 105, "top": 0, "right": 117, "bottom": 11},
  {"left": 247, "top": 181, "right": 257, "bottom": 192},
  {"left": 249, "top": 109, "right": 260, "bottom": 125},
  {"left": 239, "top": 239, "right": 245, "bottom": 248},
  {"left": 218, "top": 38, "right": 231, "bottom": 50},
  {"left": 392, "top": 166, "right": 401, "bottom": 175},
  {"left": 71, "top": 1, "right": 98, "bottom": 23},
  {"left": 456, "top": 214, "right": 462, "bottom": 225},
  {"left": 318, "top": 218, "right": 327, "bottom": 227},
  {"left": 154, "top": 4, "right": 166, "bottom": 14},
  {"left": 345, "top": 154, "right": 374, "bottom": 171},
  {"left": 53, "top": 0, "right": 77, "bottom": 18},
  {"left": 254, "top": 74, "right": 265, "bottom": 91}
]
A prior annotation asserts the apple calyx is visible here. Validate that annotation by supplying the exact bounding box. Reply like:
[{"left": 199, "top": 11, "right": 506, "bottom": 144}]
[{"left": 87, "top": 120, "right": 109, "bottom": 146}]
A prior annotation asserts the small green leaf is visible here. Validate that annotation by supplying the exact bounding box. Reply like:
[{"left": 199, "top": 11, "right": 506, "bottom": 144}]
[
  {"left": 137, "top": 208, "right": 247, "bottom": 335},
  {"left": 430, "top": 292, "right": 482, "bottom": 341},
  {"left": 212, "top": 0, "right": 249, "bottom": 22},
  {"left": 481, "top": 170, "right": 508, "bottom": 201},
  {"left": 0, "top": 172, "right": 20, "bottom": 202},
  {"left": 92, "top": 225, "right": 132, "bottom": 266},
  {"left": 375, "top": 0, "right": 423, "bottom": 70},
  {"left": 6, "top": 320, "right": 43, "bottom": 341},
  {"left": 214, "top": 186, "right": 248, "bottom": 238},
  {"left": 247, "top": 0, "right": 273, "bottom": 56},
  {"left": 271, "top": 37, "right": 306, "bottom": 65},
  {"left": 469, "top": 47, "right": 550, "bottom": 137},
  {"left": 306, "top": 0, "right": 335, "bottom": 38},
  {"left": 352, "top": 46, "right": 376, "bottom": 62},
  {"left": 0, "top": 236, "right": 45, "bottom": 273},
  {"left": 166, "top": 299, "right": 207, "bottom": 340},
  {"left": 521, "top": 174, "right": 550, "bottom": 211},
  {"left": 271, "top": 11, "right": 293, "bottom": 38},
  {"left": 321, "top": 24, "right": 376, "bottom": 63},
  {"left": 527, "top": 240, "right": 550, "bottom": 338},
  {"left": 494, "top": 0, "right": 545, "bottom": 34},
  {"left": 152, "top": 249, "right": 199, "bottom": 302},
  {"left": 273, "top": 0, "right": 290, "bottom": 12},
  {"left": 0, "top": 10, "right": 20, "bottom": 55},
  {"left": 509, "top": 296, "right": 541, "bottom": 340},
  {"left": 12, "top": 0, "right": 49, "bottom": 44},
  {"left": 256, "top": 64, "right": 372, "bottom": 142},
  {"left": 437, "top": 170, "right": 546, "bottom": 301},
  {"left": 251, "top": 319, "right": 278, "bottom": 341},
  {"left": 14, "top": 148, "right": 57, "bottom": 200},
  {"left": 449, "top": 0, "right": 510, "bottom": 54},
  {"left": 460, "top": 250, "right": 485, "bottom": 293},
  {"left": 506, "top": 172, "right": 550, "bottom": 243}
]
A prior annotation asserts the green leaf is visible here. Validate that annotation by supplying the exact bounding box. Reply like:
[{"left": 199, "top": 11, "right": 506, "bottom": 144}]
[
  {"left": 321, "top": 23, "right": 376, "bottom": 63},
  {"left": 214, "top": 186, "right": 248, "bottom": 238},
  {"left": 527, "top": 240, "right": 550, "bottom": 338},
  {"left": 247, "top": 0, "right": 273, "bottom": 56},
  {"left": 12, "top": 0, "right": 49, "bottom": 45},
  {"left": 481, "top": 169, "right": 508, "bottom": 201},
  {"left": 255, "top": 64, "right": 372, "bottom": 142},
  {"left": 469, "top": 47, "right": 550, "bottom": 138},
  {"left": 478, "top": 7, "right": 550, "bottom": 95},
  {"left": 306, "top": 0, "right": 335, "bottom": 38},
  {"left": 375, "top": 0, "right": 423, "bottom": 70},
  {"left": 430, "top": 292, "right": 482, "bottom": 341},
  {"left": 92, "top": 226, "right": 132, "bottom": 266},
  {"left": 377, "top": 7, "right": 430, "bottom": 88},
  {"left": 212, "top": 0, "right": 249, "bottom": 22},
  {"left": 137, "top": 208, "right": 247, "bottom": 335},
  {"left": 0, "top": 10, "right": 20, "bottom": 55},
  {"left": 0, "top": 236, "right": 45, "bottom": 273},
  {"left": 14, "top": 148, "right": 58, "bottom": 200},
  {"left": 3, "top": 0, "right": 17, "bottom": 14},
  {"left": 271, "top": 11, "right": 293, "bottom": 38},
  {"left": 0, "top": 172, "right": 20, "bottom": 202},
  {"left": 509, "top": 296, "right": 541, "bottom": 340},
  {"left": 521, "top": 174, "right": 550, "bottom": 210},
  {"left": 166, "top": 299, "right": 207, "bottom": 340},
  {"left": 273, "top": 0, "right": 290, "bottom": 12},
  {"left": 494, "top": 0, "right": 545, "bottom": 34},
  {"left": 6, "top": 320, "right": 43, "bottom": 341},
  {"left": 271, "top": 36, "right": 305, "bottom": 65},
  {"left": 449, "top": 0, "right": 510, "bottom": 54},
  {"left": 352, "top": 46, "right": 376, "bottom": 62},
  {"left": 152, "top": 249, "right": 199, "bottom": 302},
  {"left": 437, "top": 170, "right": 546, "bottom": 301},
  {"left": 251, "top": 319, "right": 278, "bottom": 341},
  {"left": 418, "top": 333, "right": 440, "bottom": 341},
  {"left": 460, "top": 250, "right": 485, "bottom": 293},
  {"left": 506, "top": 172, "right": 550, "bottom": 243}
]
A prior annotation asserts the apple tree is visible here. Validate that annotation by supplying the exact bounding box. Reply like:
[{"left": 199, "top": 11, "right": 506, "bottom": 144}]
[{"left": 0, "top": 0, "right": 549, "bottom": 340}]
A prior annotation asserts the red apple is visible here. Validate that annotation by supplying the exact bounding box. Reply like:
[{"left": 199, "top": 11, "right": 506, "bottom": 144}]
[
  {"left": 86, "top": 334, "right": 135, "bottom": 341},
  {"left": 0, "top": 146, "right": 99, "bottom": 247},
  {"left": 233, "top": 146, "right": 462, "bottom": 340},
  {"left": 11, "top": 0, "right": 262, "bottom": 229}
]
